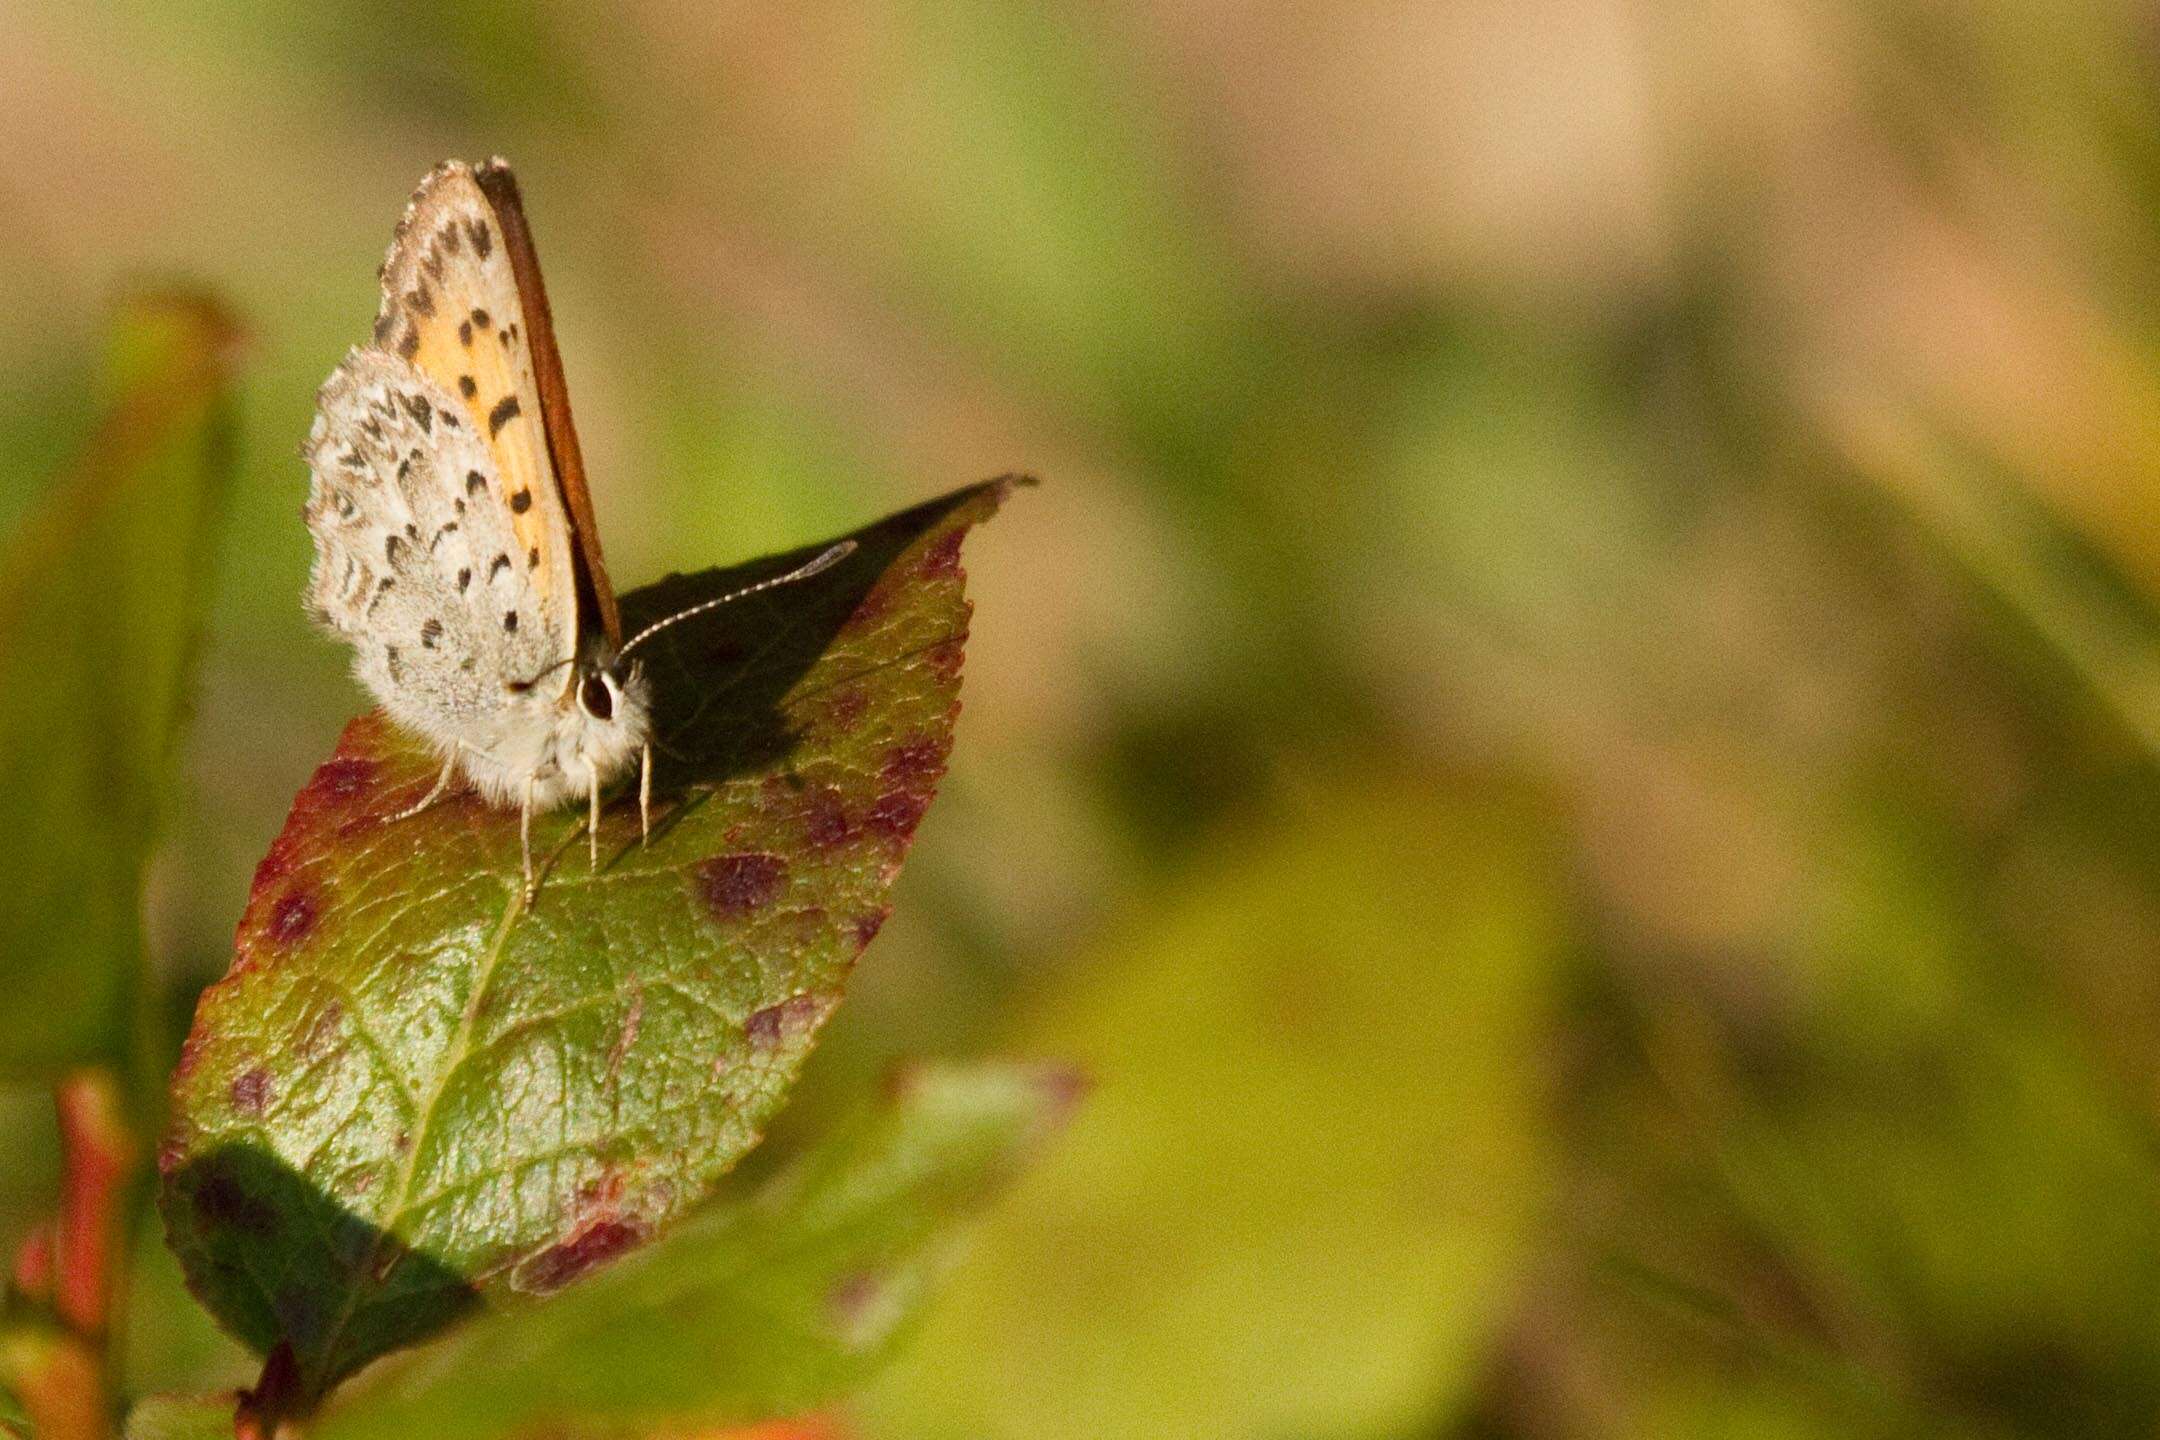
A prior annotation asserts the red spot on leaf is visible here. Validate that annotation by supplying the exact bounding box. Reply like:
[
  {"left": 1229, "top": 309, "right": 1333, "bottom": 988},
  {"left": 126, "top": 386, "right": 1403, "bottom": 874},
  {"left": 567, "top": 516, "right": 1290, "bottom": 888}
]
[
  {"left": 926, "top": 637, "right": 965, "bottom": 681},
  {"left": 1034, "top": 1065, "right": 1093, "bottom": 1122},
  {"left": 881, "top": 737, "right": 946, "bottom": 787},
  {"left": 828, "top": 1269, "right": 887, "bottom": 1337},
  {"left": 853, "top": 909, "right": 889, "bottom": 947},
  {"left": 746, "top": 992, "right": 829, "bottom": 1049},
  {"left": 310, "top": 755, "right": 378, "bottom": 803},
  {"left": 866, "top": 791, "right": 927, "bottom": 841},
  {"left": 229, "top": 1067, "right": 271, "bottom": 1116},
  {"left": 252, "top": 831, "right": 301, "bottom": 888},
  {"left": 299, "top": 1002, "right": 343, "bottom": 1058},
  {"left": 801, "top": 789, "right": 855, "bottom": 849},
  {"left": 268, "top": 890, "right": 317, "bottom": 946},
  {"left": 918, "top": 527, "right": 966, "bottom": 579},
  {"left": 173, "top": 1028, "right": 208, "bottom": 1084},
  {"left": 827, "top": 685, "right": 868, "bottom": 730},
  {"left": 521, "top": 1218, "right": 644, "bottom": 1294},
  {"left": 696, "top": 853, "right": 787, "bottom": 918}
]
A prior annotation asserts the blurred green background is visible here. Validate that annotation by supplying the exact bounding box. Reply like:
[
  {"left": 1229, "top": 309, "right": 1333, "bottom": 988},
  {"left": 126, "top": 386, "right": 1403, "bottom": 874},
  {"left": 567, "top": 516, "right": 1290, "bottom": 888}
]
[{"left": 9, "top": 1, "right": 2160, "bottom": 1435}]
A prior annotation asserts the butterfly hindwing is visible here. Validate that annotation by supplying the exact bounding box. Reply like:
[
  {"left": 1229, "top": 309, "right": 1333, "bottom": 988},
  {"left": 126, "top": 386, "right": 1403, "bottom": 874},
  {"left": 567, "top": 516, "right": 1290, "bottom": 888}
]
[
  {"left": 372, "top": 160, "right": 580, "bottom": 674},
  {"left": 304, "top": 348, "right": 560, "bottom": 743}
]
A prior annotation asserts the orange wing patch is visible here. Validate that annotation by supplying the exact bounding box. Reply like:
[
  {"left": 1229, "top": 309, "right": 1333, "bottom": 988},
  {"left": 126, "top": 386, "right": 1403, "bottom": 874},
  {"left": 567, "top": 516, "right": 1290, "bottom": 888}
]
[{"left": 374, "top": 163, "right": 578, "bottom": 671}]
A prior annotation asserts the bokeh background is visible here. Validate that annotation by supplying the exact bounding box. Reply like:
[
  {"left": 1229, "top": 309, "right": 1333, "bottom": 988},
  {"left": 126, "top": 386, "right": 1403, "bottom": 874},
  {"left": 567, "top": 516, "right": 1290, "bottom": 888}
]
[{"left": 7, "top": 2, "right": 2160, "bottom": 1435}]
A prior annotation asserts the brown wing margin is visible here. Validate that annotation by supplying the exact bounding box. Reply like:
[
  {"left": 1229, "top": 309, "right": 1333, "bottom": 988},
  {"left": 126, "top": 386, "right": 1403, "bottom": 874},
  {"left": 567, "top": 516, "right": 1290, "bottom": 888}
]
[{"left": 472, "top": 158, "right": 624, "bottom": 652}]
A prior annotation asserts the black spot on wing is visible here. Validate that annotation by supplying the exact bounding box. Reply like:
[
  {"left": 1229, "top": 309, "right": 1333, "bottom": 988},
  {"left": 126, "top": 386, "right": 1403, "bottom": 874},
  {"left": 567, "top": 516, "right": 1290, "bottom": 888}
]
[
  {"left": 458, "top": 375, "right": 477, "bottom": 399},
  {"left": 466, "top": 470, "right": 486, "bottom": 496},
  {"left": 488, "top": 395, "right": 521, "bottom": 437},
  {"left": 509, "top": 487, "right": 532, "bottom": 513},
  {"left": 420, "top": 618, "right": 443, "bottom": 649},
  {"left": 502, "top": 610, "right": 519, "bottom": 633},
  {"left": 468, "top": 218, "right": 492, "bottom": 258},
  {"left": 406, "top": 283, "right": 434, "bottom": 318}
]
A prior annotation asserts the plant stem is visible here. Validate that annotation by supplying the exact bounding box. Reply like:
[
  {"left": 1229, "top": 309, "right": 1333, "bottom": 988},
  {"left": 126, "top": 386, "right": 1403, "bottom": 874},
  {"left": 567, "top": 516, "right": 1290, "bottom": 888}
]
[
  {"left": 54, "top": 1071, "right": 131, "bottom": 1342},
  {"left": 8, "top": 1069, "right": 139, "bottom": 1440}
]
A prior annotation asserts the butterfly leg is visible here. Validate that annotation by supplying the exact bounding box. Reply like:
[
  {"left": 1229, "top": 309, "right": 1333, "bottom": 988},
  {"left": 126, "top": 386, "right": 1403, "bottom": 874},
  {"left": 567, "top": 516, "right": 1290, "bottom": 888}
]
[
  {"left": 587, "top": 759, "right": 602, "bottom": 870},
  {"left": 390, "top": 750, "right": 459, "bottom": 823},
  {"left": 519, "top": 774, "right": 536, "bottom": 899},
  {"left": 639, "top": 743, "right": 653, "bottom": 844}
]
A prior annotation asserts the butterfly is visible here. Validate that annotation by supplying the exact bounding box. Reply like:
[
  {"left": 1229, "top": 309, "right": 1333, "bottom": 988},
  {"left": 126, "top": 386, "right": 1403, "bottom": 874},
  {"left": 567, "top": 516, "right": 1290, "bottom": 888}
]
[{"left": 302, "top": 158, "right": 847, "bottom": 890}]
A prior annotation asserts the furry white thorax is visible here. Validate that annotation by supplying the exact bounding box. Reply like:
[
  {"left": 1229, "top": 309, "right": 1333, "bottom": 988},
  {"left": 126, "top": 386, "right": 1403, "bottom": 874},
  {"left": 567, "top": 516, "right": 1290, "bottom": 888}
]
[{"left": 379, "top": 658, "right": 652, "bottom": 811}]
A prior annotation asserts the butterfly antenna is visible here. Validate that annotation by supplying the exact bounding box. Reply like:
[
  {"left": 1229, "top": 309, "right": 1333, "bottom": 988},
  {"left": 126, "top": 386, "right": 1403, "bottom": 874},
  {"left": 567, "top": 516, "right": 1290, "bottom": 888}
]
[{"left": 618, "top": 540, "right": 857, "bottom": 662}]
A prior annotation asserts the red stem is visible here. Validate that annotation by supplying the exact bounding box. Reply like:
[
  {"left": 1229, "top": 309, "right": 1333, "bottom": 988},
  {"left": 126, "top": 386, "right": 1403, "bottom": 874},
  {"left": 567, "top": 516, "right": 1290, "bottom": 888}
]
[{"left": 53, "top": 1070, "right": 131, "bottom": 1340}]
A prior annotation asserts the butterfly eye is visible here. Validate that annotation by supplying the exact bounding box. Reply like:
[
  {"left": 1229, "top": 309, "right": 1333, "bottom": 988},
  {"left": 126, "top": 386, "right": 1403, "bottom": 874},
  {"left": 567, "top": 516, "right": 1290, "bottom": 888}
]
[{"left": 579, "top": 672, "right": 615, "bottom": 721}]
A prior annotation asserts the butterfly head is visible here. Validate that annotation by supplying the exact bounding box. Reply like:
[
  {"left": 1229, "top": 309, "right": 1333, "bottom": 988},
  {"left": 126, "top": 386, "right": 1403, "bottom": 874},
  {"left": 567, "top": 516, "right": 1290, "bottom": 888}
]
[
  {"left": 477, "top": 651, "right": 649, "bottom": 810},
  {"left": 559, "top": 652, "right": 651, "bottom": 783}
]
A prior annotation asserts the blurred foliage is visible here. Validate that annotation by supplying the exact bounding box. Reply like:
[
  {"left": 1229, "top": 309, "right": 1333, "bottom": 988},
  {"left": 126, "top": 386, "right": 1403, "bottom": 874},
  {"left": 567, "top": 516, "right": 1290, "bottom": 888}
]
[
  {"left": 9, "top": 0, "right": 2160, "bottom": 1435},
  {"left": 0, "top": 294, "right": 239, "bottom": 1082},
  {"left": 857, "top": 789, "right": 1561, "bottom": 1438}
]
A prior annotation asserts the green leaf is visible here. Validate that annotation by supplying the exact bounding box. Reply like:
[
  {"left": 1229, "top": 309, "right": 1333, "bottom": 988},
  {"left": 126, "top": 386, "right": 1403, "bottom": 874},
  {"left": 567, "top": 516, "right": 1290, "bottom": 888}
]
[
  {"left": 0, "top": 293, "right": 241, "bottom": 1079},
  {"left": 312, "top": 1059, "right": 1078, "bottom": 1440},
  {"left": 121, "top": 1394, "right": 234, "bottom": 1440},
  {"left": 158, "top": 479, "right": 1017, "bottom": 1400},
  {"left": 858, "top": 787, "right": 1564, "bottom": 1439}
]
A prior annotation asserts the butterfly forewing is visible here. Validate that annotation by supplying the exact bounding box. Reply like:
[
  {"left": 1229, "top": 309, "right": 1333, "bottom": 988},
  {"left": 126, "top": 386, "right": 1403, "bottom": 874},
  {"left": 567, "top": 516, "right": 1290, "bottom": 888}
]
[
  {"left": 474, "top": 160, "right": 622, "bottom": 652},
  {"left": 373, "top": 161, "right": 580, "bottom": 677}
]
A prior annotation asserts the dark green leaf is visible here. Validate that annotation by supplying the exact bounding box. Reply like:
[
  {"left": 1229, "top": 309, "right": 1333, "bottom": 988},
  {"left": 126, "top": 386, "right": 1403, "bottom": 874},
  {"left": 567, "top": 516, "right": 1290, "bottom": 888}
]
[
  {"left": 313, "top": 1060, "right": 1078, "bottom": 1440},
  {"left": 159, "top": 479, "right": 1015, "bottom": 1399},
  {"left": 0, "top": 293, "right": 241, "bottom": 1079}
]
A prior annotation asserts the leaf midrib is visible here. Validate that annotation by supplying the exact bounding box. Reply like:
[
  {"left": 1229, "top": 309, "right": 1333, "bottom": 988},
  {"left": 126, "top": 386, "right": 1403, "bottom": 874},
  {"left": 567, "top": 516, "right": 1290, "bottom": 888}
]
[{"left": 309, "top": 876, "right": 528, "bottom": 1385}]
